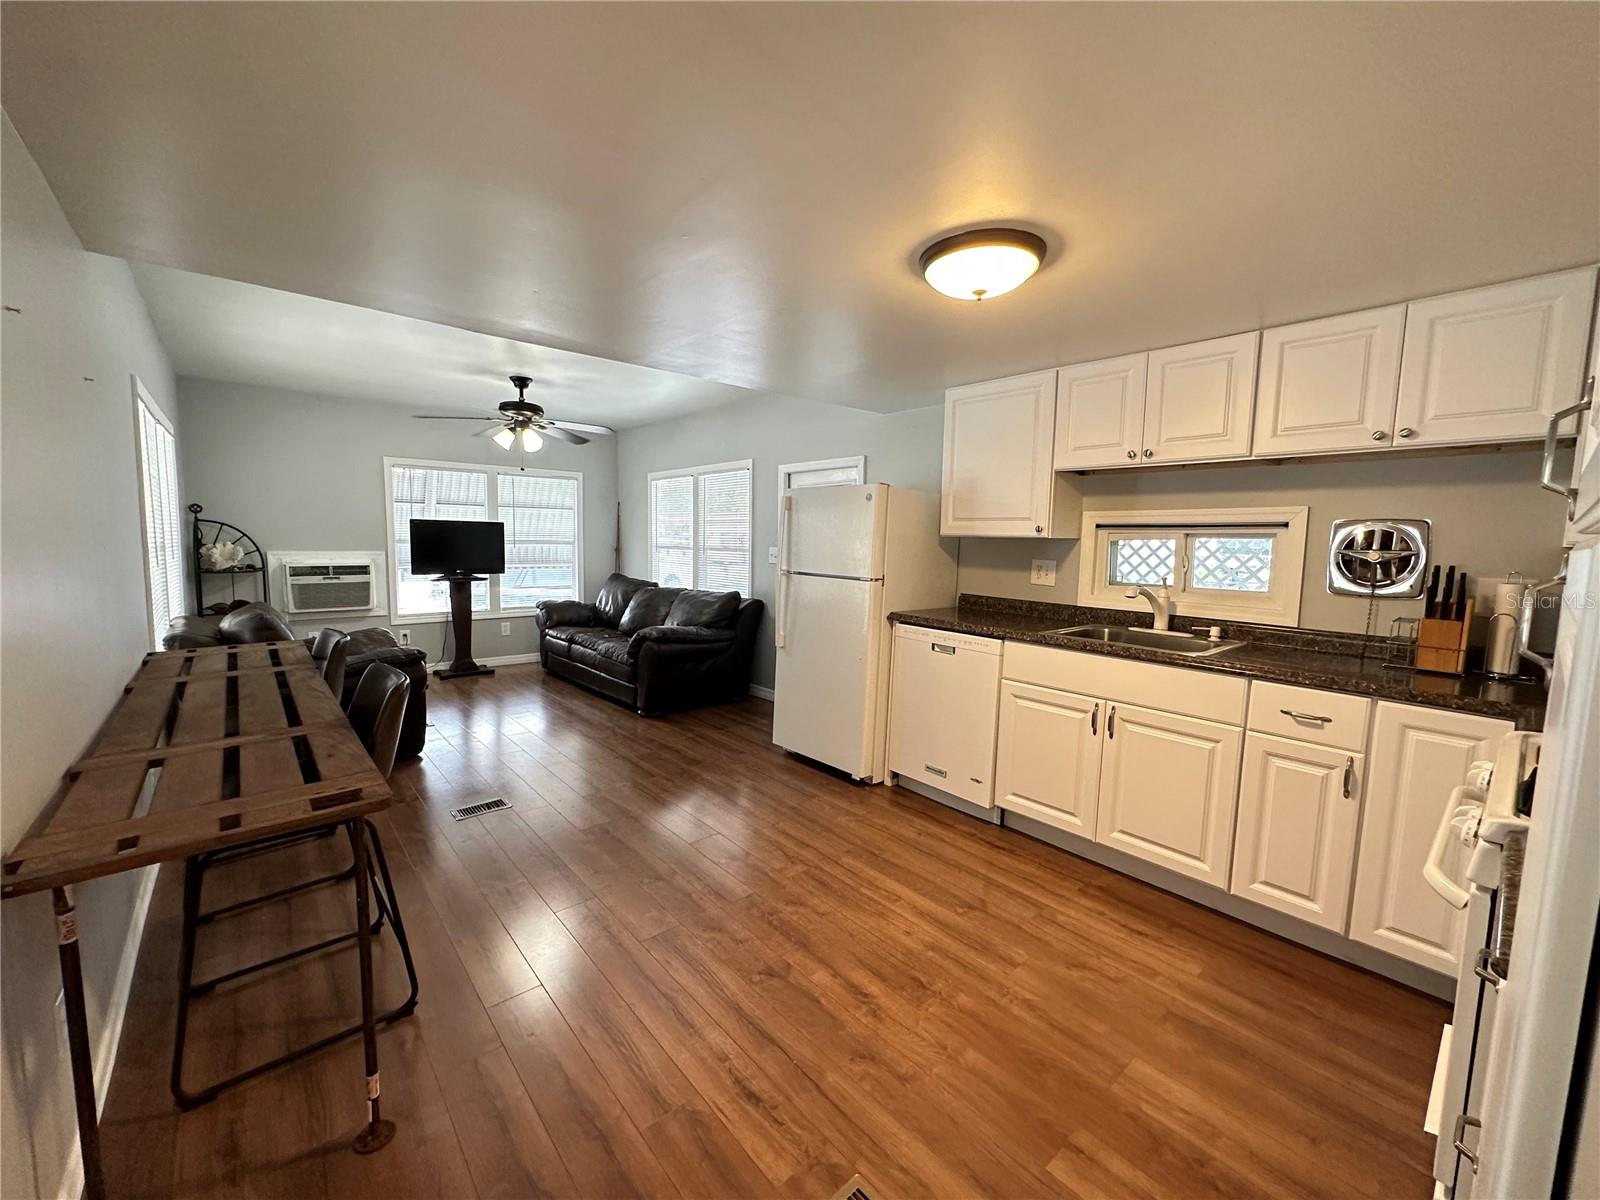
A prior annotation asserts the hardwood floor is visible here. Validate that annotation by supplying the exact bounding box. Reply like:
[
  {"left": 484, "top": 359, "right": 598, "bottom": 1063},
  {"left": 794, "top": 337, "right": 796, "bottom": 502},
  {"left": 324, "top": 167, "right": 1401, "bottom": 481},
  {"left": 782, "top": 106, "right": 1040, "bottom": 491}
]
[{"left": 97, "top": 664, "right": 1448, "bottom": 1198}]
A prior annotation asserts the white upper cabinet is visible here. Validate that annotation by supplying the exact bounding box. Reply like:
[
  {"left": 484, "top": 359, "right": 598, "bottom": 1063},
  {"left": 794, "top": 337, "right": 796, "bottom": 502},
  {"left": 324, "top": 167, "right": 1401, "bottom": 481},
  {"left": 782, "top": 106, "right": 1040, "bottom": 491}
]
[
  {"left": 942, "top": 370, "right": 1080, "bottom": 537},
  {"left": 1142, "top": 331, "right": 1260, "bottom": 464},
  {"left": 1053, "top": 353, "right": 1148, "bottom": 470},
  {"left": 1252, "top": 305, "right": 1406, "bottom": 457},
  {"left": 1395, "top": 266, "right": 1598, "bottom": 448}
]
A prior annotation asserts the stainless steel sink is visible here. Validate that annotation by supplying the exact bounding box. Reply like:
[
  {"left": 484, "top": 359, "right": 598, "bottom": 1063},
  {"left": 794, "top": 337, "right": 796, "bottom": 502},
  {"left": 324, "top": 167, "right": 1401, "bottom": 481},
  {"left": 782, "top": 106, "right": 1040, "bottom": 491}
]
[{"left": 1047, "top": 625, "right": 1245, "bottom": 657}]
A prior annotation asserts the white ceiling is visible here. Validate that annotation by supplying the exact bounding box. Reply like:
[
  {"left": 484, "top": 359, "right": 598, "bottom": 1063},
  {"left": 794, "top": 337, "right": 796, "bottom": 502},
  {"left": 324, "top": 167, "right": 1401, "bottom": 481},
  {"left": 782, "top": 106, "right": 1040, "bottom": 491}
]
[
  {"left": 5, "top": 3, "right": 1598, "bottom": 414},
  {"left": 120, "top": 259, "right": 762, "bottom": 426}
]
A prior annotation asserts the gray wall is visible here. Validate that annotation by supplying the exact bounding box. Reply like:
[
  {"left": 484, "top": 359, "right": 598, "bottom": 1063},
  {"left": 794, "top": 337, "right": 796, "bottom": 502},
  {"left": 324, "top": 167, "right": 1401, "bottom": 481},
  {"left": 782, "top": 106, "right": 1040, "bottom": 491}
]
[
  {"left": 176, "top": 378, "right": 620, "bottom": 665},
  {"left": 618, "top": 393, "right": 1571, "bottom": 688},
  {"left": 961, "top": 450, "right": 1571, "bottom": 634},
  {"left": 1, "top": 115, "right": 181, "bottom": 1200},
  {"left": 616, "top": 395, "right": 945, "bottom": 688}
]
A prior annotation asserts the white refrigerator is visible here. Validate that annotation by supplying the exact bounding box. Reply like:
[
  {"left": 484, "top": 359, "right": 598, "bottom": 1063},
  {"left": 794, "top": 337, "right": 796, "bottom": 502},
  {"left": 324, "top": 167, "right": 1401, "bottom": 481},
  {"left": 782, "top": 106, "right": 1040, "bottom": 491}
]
[{"left": 771, "top": 484, "right": 955, "bottom": 782}]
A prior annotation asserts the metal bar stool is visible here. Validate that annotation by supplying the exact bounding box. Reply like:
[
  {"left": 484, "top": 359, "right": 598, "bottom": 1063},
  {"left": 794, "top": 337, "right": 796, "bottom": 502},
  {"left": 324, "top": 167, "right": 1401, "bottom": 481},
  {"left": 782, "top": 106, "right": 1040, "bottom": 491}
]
[{"left": 170, "top": 661, "right": 420, "bottom": 1110}]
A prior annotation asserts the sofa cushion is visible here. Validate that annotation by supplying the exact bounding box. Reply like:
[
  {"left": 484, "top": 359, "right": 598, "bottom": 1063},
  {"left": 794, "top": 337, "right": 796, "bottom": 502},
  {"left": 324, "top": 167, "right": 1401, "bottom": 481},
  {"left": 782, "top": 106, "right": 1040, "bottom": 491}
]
[
  {"left": 618, "top": 587, "right": 683, "bottom": 634},
  {"left": 594, "top": 573, "right": 656, "bottom": 628},
  {"left": 666, "top": 589, "right": 741, "bottom": 629},
  {"left": 163, "top": 614, "right": 226, "bottom": 650},
  {"left": 217, "top": 603, "right": 297, "bottom": 644},
  {"left": 568, "top": 629, "right": 633, "bottom": 664}
]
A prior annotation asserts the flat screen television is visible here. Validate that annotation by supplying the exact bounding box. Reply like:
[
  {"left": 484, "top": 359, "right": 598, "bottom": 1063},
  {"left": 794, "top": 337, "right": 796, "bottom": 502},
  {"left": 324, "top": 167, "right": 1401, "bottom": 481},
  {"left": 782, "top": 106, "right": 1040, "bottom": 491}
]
[{"left": 409, "top": 519, "right": 505, "bottom": 577}]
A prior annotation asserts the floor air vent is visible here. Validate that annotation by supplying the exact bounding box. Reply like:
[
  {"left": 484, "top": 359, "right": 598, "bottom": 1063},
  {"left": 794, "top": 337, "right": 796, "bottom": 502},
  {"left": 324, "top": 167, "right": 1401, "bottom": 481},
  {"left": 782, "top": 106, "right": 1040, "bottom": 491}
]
[
  {"left": 829, "top": 1175, "right": 879, "bottom": 1200},
  {"left": 449, "top": 797, "right": 511, "bottom": 822}
]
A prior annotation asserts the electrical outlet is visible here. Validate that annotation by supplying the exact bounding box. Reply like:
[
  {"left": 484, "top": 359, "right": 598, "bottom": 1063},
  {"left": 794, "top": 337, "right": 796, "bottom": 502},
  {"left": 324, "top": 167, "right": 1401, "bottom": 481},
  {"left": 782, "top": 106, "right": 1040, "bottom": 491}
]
[
  {"left": 1030, "top": 558, "right": 1057, "bottom": 586},
  {"left": 767, "top": 546, "right": 779, "bottom": 564},
  {"left": 499, "top": 621, "right": 511, "bottom": 636},
  {"left": 397, "top": 629, "right": 410, "bottom": 646}
]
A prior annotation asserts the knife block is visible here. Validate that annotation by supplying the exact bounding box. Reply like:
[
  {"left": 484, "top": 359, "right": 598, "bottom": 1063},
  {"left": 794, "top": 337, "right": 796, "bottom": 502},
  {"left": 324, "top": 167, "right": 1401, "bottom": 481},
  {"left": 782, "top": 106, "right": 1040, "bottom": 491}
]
[{"left": 1416, "top": 599, "right": 1474, "bottom": 675}]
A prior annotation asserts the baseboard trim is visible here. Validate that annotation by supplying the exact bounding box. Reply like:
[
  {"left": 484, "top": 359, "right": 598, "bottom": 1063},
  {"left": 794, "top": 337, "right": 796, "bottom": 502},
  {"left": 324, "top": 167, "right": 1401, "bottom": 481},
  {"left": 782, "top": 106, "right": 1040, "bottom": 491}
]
[
  {"left": 424, "top": 651, "right": 542, "bottom": 671},
  {"left": 748, "top": 684, "right": 775, "bottom": 701},
  {"left": 1000, "top": 811, "right": 1453, "bottom": 999},
  {"left": 55, "top": 862, "right": 159, "bottom": 1200}
]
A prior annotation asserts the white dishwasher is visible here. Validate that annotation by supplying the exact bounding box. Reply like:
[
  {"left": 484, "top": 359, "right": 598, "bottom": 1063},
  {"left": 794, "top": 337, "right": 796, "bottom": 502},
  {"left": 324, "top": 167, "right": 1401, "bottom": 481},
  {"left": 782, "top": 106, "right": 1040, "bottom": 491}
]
[{"left": 887, "top": 623, "right": 1003, "bottom": 808}]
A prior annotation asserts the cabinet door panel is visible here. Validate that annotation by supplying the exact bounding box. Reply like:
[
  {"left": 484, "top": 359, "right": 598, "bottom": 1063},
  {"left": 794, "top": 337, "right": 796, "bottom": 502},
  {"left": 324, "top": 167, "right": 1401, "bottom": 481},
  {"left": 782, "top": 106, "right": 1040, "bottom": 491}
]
[
  {"left": 1348, "top": 703, "right": 1510, "bottom": 971},
  {"left": 1253, "top": 305, "right": 1405, "bottom": 457},
  {"left": 941, "top": 370, "right": 1058, "bottom": 536},
  {"left": 994, "top": 681, "right": 1102, "bottom": 836},
  {"left": 1143, "top": 331, "right": 1259, "bottom": 463},
  {"left": 1232, "top": 734, "right": 1362, "bottom": 931},
  {"left": 1094, "top": 702, "right": 1241, "bottom": 887},
  {"left": 1395, "top": 267, "right": 1596, "bottom": 447},
  {"left": 1053, "top": 353, "right": 1147, "bottom": 469}
]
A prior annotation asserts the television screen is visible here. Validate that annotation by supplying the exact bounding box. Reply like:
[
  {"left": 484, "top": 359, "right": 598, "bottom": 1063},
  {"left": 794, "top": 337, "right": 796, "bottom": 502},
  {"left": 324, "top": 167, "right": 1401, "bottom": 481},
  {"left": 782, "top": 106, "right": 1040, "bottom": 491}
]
[{"left": 409, "top": 519, "right": 505, "bottom": 576}]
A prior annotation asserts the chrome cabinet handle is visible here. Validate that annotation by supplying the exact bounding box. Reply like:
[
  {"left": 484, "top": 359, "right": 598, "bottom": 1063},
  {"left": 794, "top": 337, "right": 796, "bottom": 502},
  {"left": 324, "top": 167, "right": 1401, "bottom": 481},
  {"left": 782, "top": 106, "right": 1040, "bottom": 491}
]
[
  {"left": 1280, "top": 708, "right": 1333, "bottom": 725},
  {"left": 1397, "top": 427, "right": 1415, "bottom": 439},
  {"left": 1371, "top": 430, "right": 1388, "bottom": 441},
  {"left": 1474, "top": 947, "right": 1507, "bottom": 987},
  {"left": 1035, "top": 524, "right": 1043, "bottom": 534},
  {"left": 1142, "top": 448, "right": 1154, "bottom": 458},
  {"left": 1126, "top": 450, "right": 1137, "bottom": 460},
  {"left": 1453, "top": 1114, "right": 1482, "bottom": 1172},
  {"left": 1107, "top": 705, "right": 1117, "bottom": 738},
  {"left": 1539, "top": 380, "right": 1594, "bottom": 518},
  {"left": 1090, "top": 703, "right": 1099, "bottom": 736},
  {"left": 1342, "top": 756, "right": 1355, "bottom": 799}
]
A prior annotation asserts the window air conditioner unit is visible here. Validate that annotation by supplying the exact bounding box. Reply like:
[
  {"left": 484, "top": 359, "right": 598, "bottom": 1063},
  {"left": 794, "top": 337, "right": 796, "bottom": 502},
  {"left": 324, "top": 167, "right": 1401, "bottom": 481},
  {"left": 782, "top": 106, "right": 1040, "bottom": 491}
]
[{"left": 282, "top": 559, "right": 377, "bottom": 613}]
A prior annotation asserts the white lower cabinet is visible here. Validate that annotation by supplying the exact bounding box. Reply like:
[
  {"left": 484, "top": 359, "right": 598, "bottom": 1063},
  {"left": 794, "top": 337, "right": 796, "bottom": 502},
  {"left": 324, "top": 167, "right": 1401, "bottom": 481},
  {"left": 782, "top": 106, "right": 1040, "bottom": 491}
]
[
  {"left": 1231, "top": 733, "right": 1363, "bottom": 931},
  {"left": 1348, "top": 703, "right": 1512, "bottom": 972},
  {"left": 994, "top": 681, "right": 1103, "bottom": 836},
  {"left": 1095, "top": 702, "right": 1242, "bottom": 888}
]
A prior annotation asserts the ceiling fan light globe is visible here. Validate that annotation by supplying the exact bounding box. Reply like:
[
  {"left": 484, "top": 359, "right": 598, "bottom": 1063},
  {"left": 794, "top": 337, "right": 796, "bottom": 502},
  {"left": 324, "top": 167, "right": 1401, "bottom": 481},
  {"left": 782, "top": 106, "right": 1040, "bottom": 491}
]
[
  {"left": 521, "top": 428, "right": 544, "bottom": 453},
  {"left": 492, "top": 426, "right": 516, "bottom": 450}
]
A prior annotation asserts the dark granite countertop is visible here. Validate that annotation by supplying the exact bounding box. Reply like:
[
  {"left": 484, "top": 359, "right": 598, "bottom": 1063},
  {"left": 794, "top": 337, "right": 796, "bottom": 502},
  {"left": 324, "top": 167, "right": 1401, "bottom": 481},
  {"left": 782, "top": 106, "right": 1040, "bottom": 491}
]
[{"left": 889, "top": 595, "right": 1547, "bottom": 730}]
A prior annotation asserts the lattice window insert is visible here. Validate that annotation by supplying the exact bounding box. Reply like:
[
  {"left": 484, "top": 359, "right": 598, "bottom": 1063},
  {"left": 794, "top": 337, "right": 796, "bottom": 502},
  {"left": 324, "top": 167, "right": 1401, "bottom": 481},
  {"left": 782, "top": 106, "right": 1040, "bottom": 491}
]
[
  {"left": 1109, "top": 537, "right": 1177, "bottom": 586},
  {"left": 1189, "top": 536, "right": 1274, "bottom": 593}
]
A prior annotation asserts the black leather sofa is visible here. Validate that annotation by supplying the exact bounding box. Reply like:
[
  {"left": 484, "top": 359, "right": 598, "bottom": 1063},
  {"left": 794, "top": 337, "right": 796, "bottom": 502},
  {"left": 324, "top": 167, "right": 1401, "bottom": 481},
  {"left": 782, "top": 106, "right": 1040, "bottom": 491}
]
[
  {"left": 162, "top": 603, "right": 430, "bottom": 759},
  {"left": 535, "top": 574, "right": 763, "bottom": 715}
]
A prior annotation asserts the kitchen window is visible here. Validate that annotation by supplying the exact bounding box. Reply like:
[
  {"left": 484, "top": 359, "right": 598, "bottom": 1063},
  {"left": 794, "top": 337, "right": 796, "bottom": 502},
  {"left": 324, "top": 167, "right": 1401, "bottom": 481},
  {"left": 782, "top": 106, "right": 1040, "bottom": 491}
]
[
  {"left": 384, "top": 457, "right": 582, "bottom": 620},
  {"left": 1079, "top": 506, "right": 1308, "bottom": 625},
  {"left": 648, "top": 460, "right": 753, "bottom": 594},
  {"left": 134, "top": 381, "right": 185, "bottom": 646}
]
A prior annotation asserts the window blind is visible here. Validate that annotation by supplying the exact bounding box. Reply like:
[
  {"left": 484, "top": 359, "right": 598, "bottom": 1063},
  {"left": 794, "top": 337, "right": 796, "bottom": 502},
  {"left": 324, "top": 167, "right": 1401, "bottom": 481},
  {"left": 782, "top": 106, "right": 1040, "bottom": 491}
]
[
  {"left": 498, "top": 472, "right": 579, "bottom": 609},
  {"left": 391, "top": 465, "right": 490, "bottom": 615},
  {"left": 696, "top": 467, "right": 752, "bottom": 594},
  {"left": 650, "top": 474, "right": 694, "bottom": 588},
  {"left": 136, "top": 397, "right": 184, "bottom": 645}
]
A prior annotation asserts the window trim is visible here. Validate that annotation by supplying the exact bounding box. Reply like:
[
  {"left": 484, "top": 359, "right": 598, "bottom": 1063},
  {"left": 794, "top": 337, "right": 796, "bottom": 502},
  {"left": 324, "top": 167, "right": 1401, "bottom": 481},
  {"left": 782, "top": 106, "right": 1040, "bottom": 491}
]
[
  {"left": 1077, "top": 505, "right": 1308, "bottom": 626},
  {"left": 776, "top": 456, "right": 865, "bottom": 510},
  {"left": 132, "top": 376, "right": 184, "bottom": 648},
  {"left": 647, "top": 458, "right": 754, "bottom": 593},
  {"left": 382, "top": 455, "right": 584, "bottom": 624}
]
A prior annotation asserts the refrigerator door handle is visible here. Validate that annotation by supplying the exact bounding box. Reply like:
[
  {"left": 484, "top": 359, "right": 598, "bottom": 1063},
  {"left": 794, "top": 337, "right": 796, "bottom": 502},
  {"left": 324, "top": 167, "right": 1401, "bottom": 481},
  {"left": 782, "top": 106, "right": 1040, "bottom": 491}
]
[{"left": 775, "top": 495, "right": 793, "bottom": 649}]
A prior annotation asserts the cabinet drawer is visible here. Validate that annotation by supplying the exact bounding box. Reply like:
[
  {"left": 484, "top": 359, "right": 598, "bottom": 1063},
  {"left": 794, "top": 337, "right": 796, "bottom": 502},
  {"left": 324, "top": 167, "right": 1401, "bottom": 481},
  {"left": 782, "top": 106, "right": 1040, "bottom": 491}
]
[
  {"left": 1002, "top": 641, "right": 1246, "bottom": 725},
  {"left": 1247, "top": 681, "right": 1370, "bottom": 752}
]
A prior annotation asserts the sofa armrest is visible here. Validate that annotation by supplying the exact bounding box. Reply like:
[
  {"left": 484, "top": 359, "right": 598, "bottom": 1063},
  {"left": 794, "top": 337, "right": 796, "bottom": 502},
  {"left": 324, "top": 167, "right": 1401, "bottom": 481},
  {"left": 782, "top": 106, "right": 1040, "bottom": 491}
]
[
  {"left": 627, "top": 624, "right": 737, "bottom": 657},
  {"left": 536, "top": 600, "right": 599, "bottom": 630}
]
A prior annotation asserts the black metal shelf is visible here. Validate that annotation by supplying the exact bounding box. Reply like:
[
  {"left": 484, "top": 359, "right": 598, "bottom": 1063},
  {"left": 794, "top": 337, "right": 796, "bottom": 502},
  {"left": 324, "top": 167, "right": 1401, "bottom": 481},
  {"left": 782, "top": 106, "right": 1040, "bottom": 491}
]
[{"left": 190, "top": 504, "right": 269, "bottom": 613}]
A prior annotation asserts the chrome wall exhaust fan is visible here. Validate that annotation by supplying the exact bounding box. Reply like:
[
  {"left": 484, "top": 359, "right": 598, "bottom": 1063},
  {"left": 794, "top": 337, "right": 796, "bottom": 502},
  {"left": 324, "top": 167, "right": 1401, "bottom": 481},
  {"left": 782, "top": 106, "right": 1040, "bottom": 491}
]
[{"left": 1327, "top": 519, "right": 1431, "bottom": 597}]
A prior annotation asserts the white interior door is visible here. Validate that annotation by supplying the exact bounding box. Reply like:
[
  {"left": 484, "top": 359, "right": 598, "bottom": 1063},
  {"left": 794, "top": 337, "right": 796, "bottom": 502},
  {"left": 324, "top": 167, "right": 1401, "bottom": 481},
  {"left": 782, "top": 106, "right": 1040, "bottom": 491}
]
[{"left": 772, "top": 572, "right": 881, "bottom": 777}]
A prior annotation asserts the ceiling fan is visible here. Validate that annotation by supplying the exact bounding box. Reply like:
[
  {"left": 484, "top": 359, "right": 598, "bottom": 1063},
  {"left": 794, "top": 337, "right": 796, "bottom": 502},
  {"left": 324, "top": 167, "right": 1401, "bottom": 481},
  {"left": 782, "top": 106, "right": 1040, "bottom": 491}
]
[{"left": 413, "top": 375, "right": 615, "bottom": 451}]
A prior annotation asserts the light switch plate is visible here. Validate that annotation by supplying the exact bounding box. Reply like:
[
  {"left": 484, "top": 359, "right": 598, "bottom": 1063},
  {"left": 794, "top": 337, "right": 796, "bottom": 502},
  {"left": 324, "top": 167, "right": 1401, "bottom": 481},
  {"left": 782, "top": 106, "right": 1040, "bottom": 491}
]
[
  {"left": 1030, "top": 558, "right": 1057, "bottom": 586},
  {"left": 767, "top": 546, "right": 779, "bottom": 564}
]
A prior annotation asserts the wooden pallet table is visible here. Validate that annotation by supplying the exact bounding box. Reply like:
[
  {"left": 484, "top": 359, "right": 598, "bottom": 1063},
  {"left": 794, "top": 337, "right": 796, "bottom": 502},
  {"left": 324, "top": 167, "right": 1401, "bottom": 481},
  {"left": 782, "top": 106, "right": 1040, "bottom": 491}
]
[{"left": 1, "top": 640, "right": 397, "bottom": 1199}]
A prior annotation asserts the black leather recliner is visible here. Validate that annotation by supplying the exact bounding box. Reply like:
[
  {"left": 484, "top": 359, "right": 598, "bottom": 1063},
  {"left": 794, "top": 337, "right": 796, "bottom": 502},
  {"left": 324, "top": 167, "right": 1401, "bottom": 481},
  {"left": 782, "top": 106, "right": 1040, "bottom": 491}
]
[{"left": 535, "top": 573, "right": 763, "bottom": 715}]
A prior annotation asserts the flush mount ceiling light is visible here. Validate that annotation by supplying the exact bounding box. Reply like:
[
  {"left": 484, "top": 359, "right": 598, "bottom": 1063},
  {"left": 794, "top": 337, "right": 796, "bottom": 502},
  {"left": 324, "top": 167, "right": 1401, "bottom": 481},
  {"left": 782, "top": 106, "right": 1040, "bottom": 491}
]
[{"left": 919, "top": 228, "right": 1047, "bottom": 301}]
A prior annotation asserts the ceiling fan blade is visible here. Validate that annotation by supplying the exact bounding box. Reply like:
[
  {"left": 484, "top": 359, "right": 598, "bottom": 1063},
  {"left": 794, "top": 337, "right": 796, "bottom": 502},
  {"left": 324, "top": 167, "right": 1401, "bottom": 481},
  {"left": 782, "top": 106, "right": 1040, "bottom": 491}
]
[
  {"left": 412, "top": 414, "right": 500, "bottom": 421},
  {"left": 550, "top": 420, "right": 615, "bottom": 436},
  {"left": 540, "top": 425, "right": 590, "bottom": 445}
]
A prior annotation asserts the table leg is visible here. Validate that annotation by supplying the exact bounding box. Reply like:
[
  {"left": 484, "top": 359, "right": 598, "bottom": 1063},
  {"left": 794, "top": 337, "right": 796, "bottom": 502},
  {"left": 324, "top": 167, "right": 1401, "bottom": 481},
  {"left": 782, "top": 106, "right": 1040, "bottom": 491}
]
[
  {"left": 53, "top": 886, "right": 107, "bottom": 1200},
  {"left": 348, "top": 820, "right": 395, "bottom": 1154}
]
